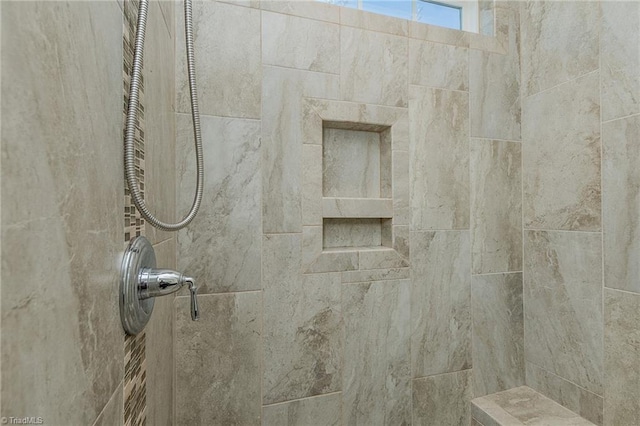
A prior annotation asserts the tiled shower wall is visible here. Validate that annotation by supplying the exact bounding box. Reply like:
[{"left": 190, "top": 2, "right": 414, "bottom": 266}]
[
  {"left": 174, "top": 1, "right": 522, "bottom": 424},
  {"left": 1, "top": 1, "right": 176, "bottom": 424},
  {"left": 520, "top": 2, "right": 640, "bottom": 425}
]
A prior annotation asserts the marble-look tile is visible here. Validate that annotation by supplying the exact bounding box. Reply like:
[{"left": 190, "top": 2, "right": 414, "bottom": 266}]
[
  {"left": 522, "top": 72, "right": 601, "bottom": 231},
  {"left": 262, "top": 11, "right": 340, "bottom": 74},
  {"left": 175, "top": 1, "right": 261, "bottom": 118},
  {"left": 471, "top": 140, "right": 522, "bottom": 274},
  {"left": 604, "top": 289, "right": 640, "bottom": 426},
  {"left": 524, "top": 231, "right": 603, "bottom": 395},
  {"left": 146, "top": 239, "right": 176, "bottom": 426},
  {"left": 600, "top": 2, "right": 640, "bottom": 122},
  {"left": 413, "top": 370, "right": 473, "bottom": 426},
  {"left": 262, "top": 65, "right": 339, "bottom": 233},
  {"left": 359, "top": 247, "right": 409, "bottom": 270},
  {"left": 472, "top": 386, "right": 596, "bottom": 426},
  {"left": 342, "top": 280, "right": 411, "bottom": 425},
  {"left": 340, "top": 6, "right": 408, "bottom": 36},
  {"left": 261, "top": 0, "right": 340, "bottom": 23},
  {"left": 307, "top": 249, "right": 359, "bottom": 274},
  {"left": 177, "top": 115, "right": 261, "bottom": 293},
  {"left": 175, "top": 292, "right": 262, "bottom": 425},
  {"left": 322, "top": 198, "right": 392, "bottom": 219},
  {"left": 263, "top": 234, "right": 343, "bottom": 404},
  {"left": 93, "top": 383, "right": 124, "bottom": 426},
  {"left": 145, "top": 0, "right": 176, "bottom": 247},
  {"left": 341, "top": 267, "right": 409, "bottom": 284},
  {"left": 262, "top": 393, "right": 342, "bottom": 426},
  {"left": 303, "top": 144, "right": 322, "bottom": 226},
  {"left": 411, "top": 231, "right": 471, "bottom": 378},
  {"left": 1, "top": 2, "right": 124, "bottom": 424},
  {"left": 526, "top": 362, "right": 603, "bottom": 426},
  {"left": 409, "top": 40, "right": 468, "bottom": 91},
  {"left": 393, "top": 225, "right": 410, "bottom": 260},
  {"left": 520, "top": 0, "right": 599, "bottom": 97},
  {"left": 410, "top": 87, "right": 470, "bottom": 230},
  {"left": 409, "top": 20, "right": 470, "bottom": 48},
  {"left": 469, "top": 5, "right": 521, "bottom": 141},
  {"left": 479, "top": 0, "right": 494, "bottom": 36},
  {"left": 393, "top": 150, "right": 410, "bottom": 225},
  {"left": 340, "top": 26, "right": 408, "bottom": 107},
  {"left": 323, "top": 127, "right": 381, "bottom": 198},
  {"left": 472, "top": 273, "right": 524, "bottom": 397},
  {"left": 603, "top": 115, "right": 640, "bottom": 293},
  {"left": 323, "top": 218, "right": 382, "bottom": 249}
]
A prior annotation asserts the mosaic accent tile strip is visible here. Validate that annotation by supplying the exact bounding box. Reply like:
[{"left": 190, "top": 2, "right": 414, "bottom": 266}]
[{"left": 123, "top": 0, "right": 147, "bottom": 425}]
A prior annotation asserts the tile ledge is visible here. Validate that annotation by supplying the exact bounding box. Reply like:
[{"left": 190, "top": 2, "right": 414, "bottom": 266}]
[{"left": 471, "top": 386, "right": 596, "bottom": 426}]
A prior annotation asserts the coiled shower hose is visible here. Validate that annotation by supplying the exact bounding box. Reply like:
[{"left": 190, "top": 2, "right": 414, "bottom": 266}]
[{"left": 124, "top": 0, "right": 203, "bottom": 231}]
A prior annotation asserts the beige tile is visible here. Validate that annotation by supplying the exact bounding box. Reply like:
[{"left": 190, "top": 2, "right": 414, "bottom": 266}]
[
  {"left": 306, "top": 250, "right": 359, "bottom": 274},
  {"left": 410, "top": 86, "right": 469, "bottom": 230},
  {"left": 604, "top": 289, "right": 640, "bottom": 426},
  {"left": 341, "top": 267, "right": 409, "bottom": 284},
  {"left": 524, "top": 231, "right": 603, "bottom": 395},
  {"left": 302, "top": 144, "right": 323, "bottom": 226},
  {"left": 262, "top": 393, "right": 341, "bottom": 426},
  {"left": 262, "top": 11, "right": 340, "bottom": 74},
  {"left": 526, "top": 362, "right": 603, "bottom": 426},
  {"left": 262, "top": 65, "right": 339, "bottom": 233},
  {"left": 262, "top": 234, "right": 343, "bottom": 404},
  {"left": 340, "top": 26, "right": 408, "bottom": 107},
  {"left": 261, "top": 0, "right": 340, "bottom": 23},
  {"left": 411, "top": 231, "right": 471, "bottom": 378},
  {"left": 0, "top": 2, "right": 124, "bottom": 424},
  {"left": 342, "top": 280, "right": 411, "bottom": 425},
  {"left": 600, "top": 2, "right": 640, "bottom": 122},
  {"left": 472, "top": 273, "right": 524, "bottom": 397},
  {"left": 176, "top": 115, "right": 261, "bottom": 293},
  {"left": 469, "top": 6, "right": 520, "bottom": 141},
  {"left": 146, "top": 239, "right": 176, "bottom": 426},
  {"left": 175, "top": 292, "right": 262, "bottom": 425},
  {"left": 359, "top": 247, "right": 409, "bottom": 270},
  {"left": 145, "top": 0, "right": 176, "bottom": 246},
  {"left": 522, "top": 72, "right": 601, "bottom": 231},
  {"left": 340, "top": 6, "right": 408, "bottom": 36},
  {"left": 322, "top": 198, "right": 393, "bottom": 219},
  {"left": 603, "top": 115, "right": 640, "bottom": 293},
  {"left": 409, "top": 40, "right": 468, "bottom": 91},
  {"left": 323, "top": 218, "right": 382, "bottom": 249},
  {"left": 393, "top": 150, "right": 410, "bottom": 225},
  {"left": 520, "top": 0, "right": 599, "bottom": 97},
  {"left": 409, "top": 21, "right": 470, "bottom": 48},
  {"left": 413, "top": 370, "right": 473, "bottom": 426},
  {"left": 471, "top": 139, "right": 522, "bottom": 274},
  {"left": 93, "top": 383, "right": 124, "bottom": 426},
  {"left": 175, "top": 1, "right": 261, "bottom": 118}
]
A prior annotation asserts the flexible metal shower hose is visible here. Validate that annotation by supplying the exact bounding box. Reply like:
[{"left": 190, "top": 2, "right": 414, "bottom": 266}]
[{"left": 124, "top": 0, "right": 204, "bottom": 231}]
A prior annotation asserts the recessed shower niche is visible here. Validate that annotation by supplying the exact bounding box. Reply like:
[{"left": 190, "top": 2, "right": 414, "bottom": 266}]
[{"left": 301, "top": 98, "right": 410, "bottom": 273}]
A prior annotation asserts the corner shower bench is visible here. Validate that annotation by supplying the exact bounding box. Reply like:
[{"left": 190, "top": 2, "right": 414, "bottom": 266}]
[{"left": 471, "top": 386, "right": 596, "bottom": 426}]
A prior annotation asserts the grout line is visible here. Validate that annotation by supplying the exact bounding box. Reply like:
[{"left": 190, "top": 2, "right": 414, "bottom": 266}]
[
  {"left": 261, "top": 391, "right": 343, "bottom": 408},
  {"left": 526, "top": 360, "right": 603, "bottom": 399},
  {"left": 413, "top": 368, "right": 473, "bottom": 381},
  {"left": 601, "top": 111, "right": 640, "bottom": 124},
  {"left": 469, "top": 137, "right": 522, "bottom": 144},
  {"left": 522, "top": 69, "right": 600, "bottom": 100},
  {"left": 522, "top": 228, "right": 602, "bottom": 235},
  {"left": 175, "top": 111, "right": 262, "bottom": 122},
  {"left": 91, "top": 380, "right": 125, "bottom": 426},
  {"left": 603, "top": 286, "right": 640, "bottom": 297},
  {"left": 175, "top": 289, "right": 263, "bottom": 298},
  {"left": 471, "top": 271, "right": 523, "bottom": 277}
]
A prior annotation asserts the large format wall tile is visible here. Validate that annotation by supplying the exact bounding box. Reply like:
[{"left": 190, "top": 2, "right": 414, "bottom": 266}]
[
  {"left": 1, "top": 2, "right": 124, "bottom": 423},
  {"left": 262, "top": 66, "right": 339, "bottom": 233},
  {"left": 472, "top": 273, "right": 524, "bottom": 397},
  {"left": 470, "top": 6, "right": 521, "bottom": 141},
  {"left": 600, "top": 2, "right": 640, "bottom": 122},
  {"left": 410, "top": 87, "right": 469, "bottom": 230},
  {"left": 342, "top": 280, "right": 411, "bottom": 425},
  {"left": 603, "top": 115, "right": 640, "bottom": 294},
  {"left": 412, "top": 370, "right": 473, "bottom": 426},
  {"left": 177, "top": 115, "right": 261, "bottom": 293},
  {"left": 262, "top": 393, "right": 341, "bottom": 426},
  {"left": 262, "top": 11, "right": 340, "bottom": 74},
  {"left": 341, "top": 26, "right": 408, "bottom": 107},
  {"left": 471, "top": 140, "right": 522, "bottom": 274},
  {"left": 175, "top": 292, "right": 262, "bottom": 425},
  {"left": 522, "top": 72, "right": 601, "bottom": 231},
  {"left": 520, "top": 0, "right": 599, "bottom": 97},
  {"left": 409, "top": 39, "right": 468, "bottom": 91},
  {"left": 175, "top": 1, "right": 261, "bottom": 118},
  {"left": 526, "top": 362, "right": 603, "bottom": 425},
  {"left": 524, "top": 231, "right": 603, "bottom": 395},
  {"left": 263, "top": 234, "right": 342, "bottom": 404},
  {"left": 411, "top": 231, "right": 471, "bottom": 378},
  {"left": 604, "top": 289, "right": 640, "bottom": 425}
]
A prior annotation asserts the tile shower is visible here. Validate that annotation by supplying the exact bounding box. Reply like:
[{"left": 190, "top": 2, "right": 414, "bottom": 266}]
[{"left": 1, "top": 1, "right": 639, "bottom": 426}]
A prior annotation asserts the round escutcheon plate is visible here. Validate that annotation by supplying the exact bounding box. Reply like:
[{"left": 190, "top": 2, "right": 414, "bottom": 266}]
[{"left": 120, "top": 236, "right": 156, "bottom": 335}]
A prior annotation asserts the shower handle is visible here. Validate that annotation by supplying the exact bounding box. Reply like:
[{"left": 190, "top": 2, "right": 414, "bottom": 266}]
[{"left": 139, "top": 269, "right": 199, "bottom": 321}]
